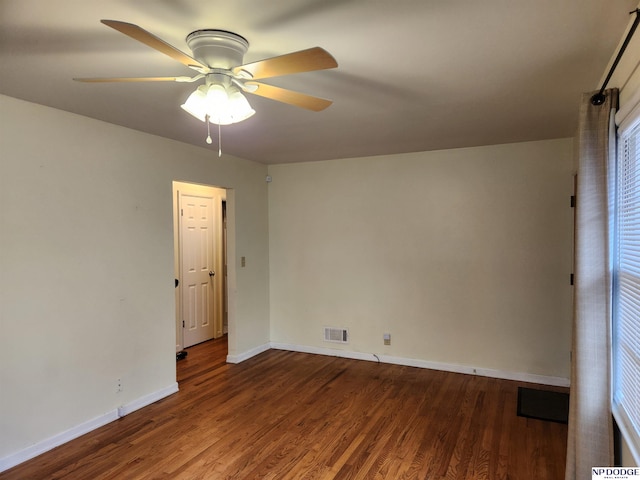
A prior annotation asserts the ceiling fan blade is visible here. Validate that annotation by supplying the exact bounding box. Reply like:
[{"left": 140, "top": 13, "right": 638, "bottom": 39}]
[
  {"left": 233, "top": 47, "right": 337, "bottom": 80},
  {"left": 246, "top": 82, "right": 332, "bottom": 111},
  {"left": 74, "top": 76, "right": 183, "bottom": 83},
  {"left": 101, "top": 20, "right": 207, "bottom": 69}
]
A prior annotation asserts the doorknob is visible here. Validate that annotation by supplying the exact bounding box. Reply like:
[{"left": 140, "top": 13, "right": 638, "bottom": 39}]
[{"left": 209, "top": 270, "right": 215, "bottom": 277}]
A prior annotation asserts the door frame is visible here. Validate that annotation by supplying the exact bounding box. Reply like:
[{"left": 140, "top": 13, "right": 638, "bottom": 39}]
[{"left": 173, "top": 181, "right": 231, "bottom": 352}]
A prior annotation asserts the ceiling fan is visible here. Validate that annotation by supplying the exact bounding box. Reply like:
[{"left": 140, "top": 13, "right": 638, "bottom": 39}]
[{"left": 74, "top": 20, "right": 338, "bottom": 141}]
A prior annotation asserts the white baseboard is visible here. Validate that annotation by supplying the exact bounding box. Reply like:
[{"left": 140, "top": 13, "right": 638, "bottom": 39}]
[
  {"left": 223, "top": 341, "right": 570, "bottom": 387},
  {"left": 269, "top": 342, "right": 570, "bottom": 387},
  {"left": 0, "top": 383, "right": 179, "bottom": 473},
  {"left": 117, "top": 382, "right": 179, "bottom": 418},
  {"left": 0, "top": 410, "right": 119, "bottom": 473},
  {"left": 226, "top": 342, "right": 271, "bottom": 364}
]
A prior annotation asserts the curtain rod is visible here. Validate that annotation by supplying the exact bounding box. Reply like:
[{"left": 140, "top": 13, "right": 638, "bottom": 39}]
[{"left": 592, "top": 8, "right": 640, "bottom": 105}]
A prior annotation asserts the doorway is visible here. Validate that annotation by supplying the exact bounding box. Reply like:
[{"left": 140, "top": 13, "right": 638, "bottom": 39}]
[{"left": 173, "top": 181, "right": 228, "bottom": 351}]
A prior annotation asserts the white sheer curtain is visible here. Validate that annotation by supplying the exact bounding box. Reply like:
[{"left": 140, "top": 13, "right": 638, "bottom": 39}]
[{"left": 565, "top": 88, "right": 618, "bottom": 480}]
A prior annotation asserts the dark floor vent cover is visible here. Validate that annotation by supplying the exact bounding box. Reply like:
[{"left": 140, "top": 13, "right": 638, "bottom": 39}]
[{"left": 517, "top": 387, "right": 569, "bottom": 424}]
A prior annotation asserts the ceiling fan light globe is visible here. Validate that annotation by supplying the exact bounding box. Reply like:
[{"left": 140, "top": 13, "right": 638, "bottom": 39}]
[
  {"left": 205, "top": 84, "right": 228, "bottom": 109},
  {"left": 182, "top": 83, "right": 255, "bottom": 125},
  {"left": 233, "top": 107, "right": 256, "bottom": 123},
  {"left": 180, "top": 86, "right": 209, "bottom": 122},
  {"left": 227, "top": 90, "right": 255, "bottom": 123}
]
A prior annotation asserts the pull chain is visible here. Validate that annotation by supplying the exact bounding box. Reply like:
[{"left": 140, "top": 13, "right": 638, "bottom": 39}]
[
  {"left": 205, "top": 115, "right": 213, "bottom": 145},
  {"left": 204, "top": 115, "right": 222, "bottom": 157}
]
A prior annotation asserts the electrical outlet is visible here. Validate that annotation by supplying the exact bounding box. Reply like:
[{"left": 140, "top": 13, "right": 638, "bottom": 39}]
[
  {"left": 241, "top": 256, "right": 246, "bottom": 267},
  {"left": 117, "top": 378, "right": 122, "bottom": 393},
  {"left": 383, "top": 333, "right": 391, "bottom": 346}
]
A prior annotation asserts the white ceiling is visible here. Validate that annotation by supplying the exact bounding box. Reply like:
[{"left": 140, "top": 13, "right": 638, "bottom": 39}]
[{"left": 0, "top": 1, "right": 636, "bottom": 164}]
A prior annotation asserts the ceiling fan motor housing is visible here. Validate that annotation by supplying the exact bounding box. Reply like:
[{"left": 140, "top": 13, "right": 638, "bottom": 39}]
[{"left": 186, "top": 30, "right": 249, "bottom": 69}]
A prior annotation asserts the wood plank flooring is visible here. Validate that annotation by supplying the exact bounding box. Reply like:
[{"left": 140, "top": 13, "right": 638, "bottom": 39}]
[{"left": 0, "top": 337, "right": 568, "bottom": 479}]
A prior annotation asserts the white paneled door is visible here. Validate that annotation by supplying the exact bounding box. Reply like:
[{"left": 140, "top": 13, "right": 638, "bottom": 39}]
[{"left": 179, "top": 191, "right": 223, "bottom": 348}]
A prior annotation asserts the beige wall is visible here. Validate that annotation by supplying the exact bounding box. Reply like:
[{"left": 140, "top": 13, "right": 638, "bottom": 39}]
[
  {"left": 268, "top": 139, "right": 574, "bottom": 382},
  {"left": 0, "top": 94, "right": 270, "bottom": 461}
]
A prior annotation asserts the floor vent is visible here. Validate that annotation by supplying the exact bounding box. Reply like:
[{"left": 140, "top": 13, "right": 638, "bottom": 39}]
[{"left": 324, "top": 327, "right": 348, "bottom": 344}]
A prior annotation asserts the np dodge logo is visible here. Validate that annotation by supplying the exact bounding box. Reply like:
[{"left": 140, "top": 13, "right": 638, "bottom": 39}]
[{"left": 593, "top": 467, "right": 640, "bottom": 479}]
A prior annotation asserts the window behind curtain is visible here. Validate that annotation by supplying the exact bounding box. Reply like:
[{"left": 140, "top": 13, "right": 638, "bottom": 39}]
[{"left": 613, "top": 117, "right": 640, "bottom": 462}]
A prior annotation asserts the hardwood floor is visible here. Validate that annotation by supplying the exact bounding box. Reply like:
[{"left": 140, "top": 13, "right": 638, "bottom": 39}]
[{"left": 0, "top": 338, "right": 568, "bottom": 479}]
